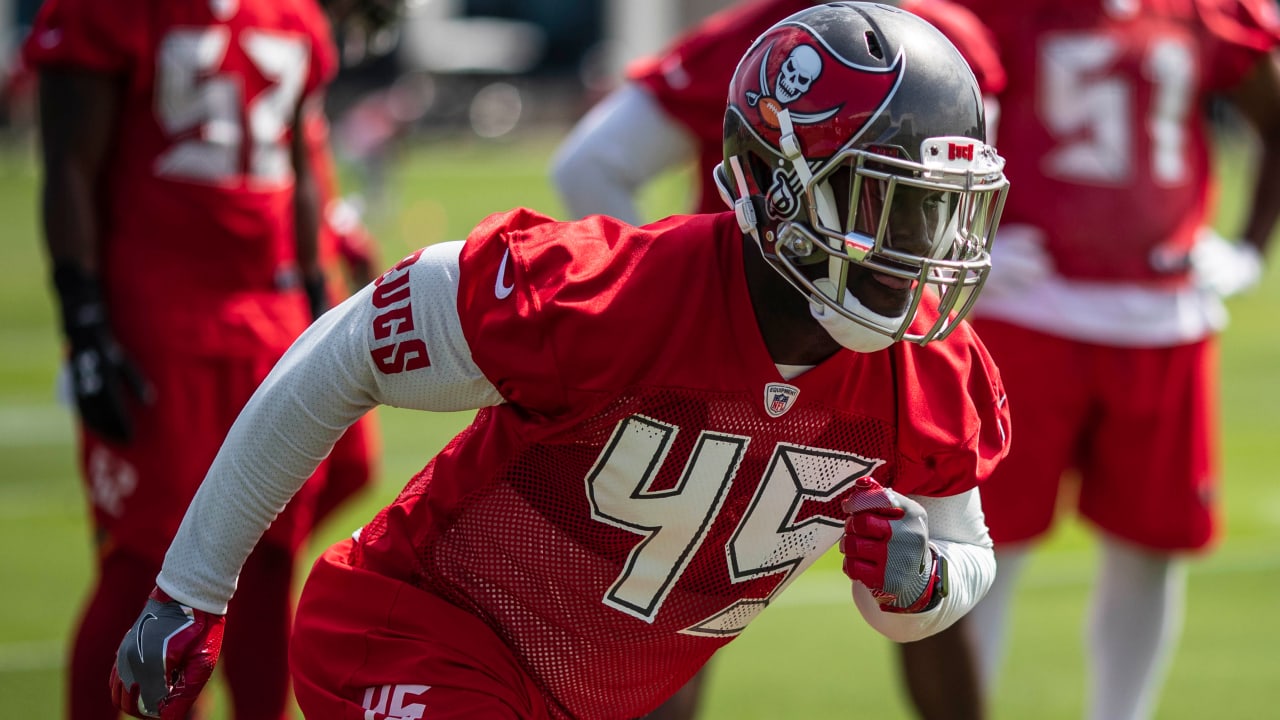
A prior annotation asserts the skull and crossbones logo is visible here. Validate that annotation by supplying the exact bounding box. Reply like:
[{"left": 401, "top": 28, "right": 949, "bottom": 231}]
[
  {"left": 774, "top": 45, "right": 822, "bottom": 101},
  {"left": 746, "top": 42, "right": 839, "bottom": 128}
]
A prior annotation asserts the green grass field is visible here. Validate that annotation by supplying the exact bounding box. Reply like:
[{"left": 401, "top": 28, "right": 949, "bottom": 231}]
[{"left": 1, "top": 127, "right": 1278, "bottom": 718}]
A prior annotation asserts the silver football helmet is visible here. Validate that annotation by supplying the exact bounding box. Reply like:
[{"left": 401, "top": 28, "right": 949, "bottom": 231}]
[{"left": 715, "top": 2, "right": 1008, "bottom": 345}]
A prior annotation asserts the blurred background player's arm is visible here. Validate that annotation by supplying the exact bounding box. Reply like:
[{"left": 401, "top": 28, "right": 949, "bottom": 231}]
[
  {"left": 550, "top": 82, "right": 695, "bottom": 225},
  {"left": 38, "top": 68, "right": 149, "bottom": 443},
  {"left": 304, "top": 98, "right": 379, "bottom": 293},
  {"left": 37, "top": 69, "right": 115, "bottom": 273},
  {"left": 295, "top": 97, "right": 328, "bottom": 320},
  {"left": 1192, "top": 47, "right": 1280, "bottom": 298},
  {"left": 1226, "top": 47, "right": 1280, "bottom": 260}
]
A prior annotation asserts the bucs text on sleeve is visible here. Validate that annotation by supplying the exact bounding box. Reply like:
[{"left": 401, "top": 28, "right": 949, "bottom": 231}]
[{"left": 370, "top": 250, "right": 430, "bottom": 374}]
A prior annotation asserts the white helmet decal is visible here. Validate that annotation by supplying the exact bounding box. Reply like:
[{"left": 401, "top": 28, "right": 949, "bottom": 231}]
[{"left": 775, "top": 45, "right": 823, "bottom": 102}]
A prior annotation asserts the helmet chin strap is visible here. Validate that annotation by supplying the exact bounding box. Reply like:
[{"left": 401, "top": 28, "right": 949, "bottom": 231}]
[
  {"left": 775, "top": 109, "right": 841, "bottom": 235},
  {"left": 777, "top": 108, "right": 856, "bottom": 318},
  {"left": 723, "top": 156, "right": 761, "bottom": 241}
]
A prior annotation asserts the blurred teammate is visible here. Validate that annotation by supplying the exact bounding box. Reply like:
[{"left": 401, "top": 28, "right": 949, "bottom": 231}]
[
  {"left": 552, "top": 0, "right": 1004, "bottom": 222},
  {"left": 110, "top": 5, "right": 1012, "bottom": 719},
  {"left": 25, "top": 0, "right": 348, "bottom": 717},
  {"left": 941, "top": 1, "right": 1280, "bottom": 718},
  {"left": 552, "top": 1, "right": 1006, "bottom": 717}
]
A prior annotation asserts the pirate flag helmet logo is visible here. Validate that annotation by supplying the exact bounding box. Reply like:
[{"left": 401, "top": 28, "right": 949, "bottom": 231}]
[
  {"left": 715, "top": 2, "right": 1009, "bottom": 348},
  {"left": 737, "top": 32, "right": 902, "bottom": 155}
]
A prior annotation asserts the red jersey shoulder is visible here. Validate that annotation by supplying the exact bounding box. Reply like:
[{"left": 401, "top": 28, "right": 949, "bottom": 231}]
[
  {"left": 1194, "top": 0, "right": 1280, "bottom": 84},
  {"left": 885, "top": 316, "right": 1010, "bottom": 496},
  {"left": 23, "top": 0, "right": 152, "bottom": 72},
  {"left": 24, "top": 0, "right": 336, "bottom": 91},
  {"left": 229, "top": 0, "right": 339, "bottom": 96},
  {"left": 285, "top": 0, "right": 340, "bottom": 92},
  {"left": 902, "top": 0, "right": 1007, "bottom": 95},
  {"left": 454, "top": 208, "right": 592, "bottom": 413},
  {"left": 455, "top": 210, "right": 735, "bottom": 413},
  {"left": 1199, "top": 0, "right": 1280, "bottom": 38},
  {"left": 460, "top": 207, "right": 725, "bottom": 311}
]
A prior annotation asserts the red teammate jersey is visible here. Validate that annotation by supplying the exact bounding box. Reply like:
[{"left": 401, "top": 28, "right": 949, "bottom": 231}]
[
  {"left": 958, "top": 0, "right": 1280, "bottom": 283},
  {"left": 351, "top": 209, "right": 1010, "bottom": 719},
  {"left": 627, "top": 0, "right": 1007, "bottom": 213},
  {"left": 24, "top": 0, "right": 338, "bottom": 354}
]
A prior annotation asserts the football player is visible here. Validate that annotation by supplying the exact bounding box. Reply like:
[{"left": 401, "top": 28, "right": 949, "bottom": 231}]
[
  {"left": 552, "top": 1, "right": 1006, "bottom": 717},
  {"left": 110, "top": 4, "right": 1012, "bottom": 719},
  {"left": 943, "top": 1, "right": 1280, "bottom": 718},
  {"left": 25, "top": 0, "right": 348, "bottom": 717}
]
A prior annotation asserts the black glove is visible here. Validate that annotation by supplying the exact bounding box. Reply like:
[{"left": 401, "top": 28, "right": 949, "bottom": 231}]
[{"left": 53, "top": 264, "right": 151, "bottom": 444}]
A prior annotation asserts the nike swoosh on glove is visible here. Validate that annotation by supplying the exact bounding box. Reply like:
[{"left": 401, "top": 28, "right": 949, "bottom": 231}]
[
  {"left": 111, "top": 587, "right": 225, "bottom": 719},
  {"left": 840, "top": 477, "right": 946, "bottom": 614}
]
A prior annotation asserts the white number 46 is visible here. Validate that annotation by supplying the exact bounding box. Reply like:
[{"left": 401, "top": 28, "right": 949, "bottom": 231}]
[{"left": 586, "top": 415, "right": 882, "bottom": 636}]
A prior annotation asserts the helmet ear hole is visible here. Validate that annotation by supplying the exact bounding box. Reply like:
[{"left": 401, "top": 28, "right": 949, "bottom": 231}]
[{"left": 863, "top": 30, "right": 884, "bottom": 59}]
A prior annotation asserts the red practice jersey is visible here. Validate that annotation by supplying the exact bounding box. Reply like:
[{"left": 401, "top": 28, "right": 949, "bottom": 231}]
[
  {"left": 627, "top": 0, "right": 1007, "bottom": 213},
  {"left": 24, "top": 0, "right": 338, "bottom": 354},
  {"left": 351, "top": 209, "right": 1010, "bottom": 719},
  {"left": 958, "top": 0, "right": 1280, "bottom": 282}
]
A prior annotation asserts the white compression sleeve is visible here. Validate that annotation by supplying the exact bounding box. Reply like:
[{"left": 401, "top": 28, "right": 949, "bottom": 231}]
[
  {"left": 157, "top": 241, "right": 502, "bottom": 613},
  {"left": 550, "top": 82, "right": 696, "bottom": 224},
  {"left": 853, "top": 488, "right": 996, "bottom": 643}
]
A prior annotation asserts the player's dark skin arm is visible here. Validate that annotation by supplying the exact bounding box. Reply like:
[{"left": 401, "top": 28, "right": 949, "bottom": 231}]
[
  {"left": 293, "top": 100, "right": 325, "bottom": 316},
  {"left": 37, "top": 68, "right": 121, "bottom": 274},
  {"left": 37, "top": 68, "right": 152, "bottom": 441},
  {"left": 897, "top": 625, "right": 984, "bottom": 720},
  {"left": 1226, "top": 48, "right": 1280, "bottom": 259}
]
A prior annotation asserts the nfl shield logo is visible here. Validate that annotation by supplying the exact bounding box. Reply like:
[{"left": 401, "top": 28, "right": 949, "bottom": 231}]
[{"left": 764, "top": 383, "right": 800, "bottom": 418}]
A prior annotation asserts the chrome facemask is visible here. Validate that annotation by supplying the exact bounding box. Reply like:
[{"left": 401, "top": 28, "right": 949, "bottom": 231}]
[{"left": 782, "top": 135, "right": 1007, "bottom": 345}]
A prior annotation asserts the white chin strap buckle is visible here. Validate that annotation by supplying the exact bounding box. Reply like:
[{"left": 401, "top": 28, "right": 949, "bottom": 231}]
[
  {"left": 734, "top": 197, "right": 757, "bottom": 235},
  {"left": 726, "top": 155, "right": 759, "bottom": 237}
]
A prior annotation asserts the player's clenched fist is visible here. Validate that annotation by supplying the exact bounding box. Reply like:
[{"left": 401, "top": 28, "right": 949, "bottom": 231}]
[
  {"left": 840, "top": 478, "right": 946, "bottom": 614},
  {"left": 110, "top": 588, "right": 225, "bottom": 719}
]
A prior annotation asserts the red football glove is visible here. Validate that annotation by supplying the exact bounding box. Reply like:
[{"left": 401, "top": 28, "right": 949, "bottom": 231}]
[
  {"left": 840, "top": 478, "right": 945, "bottom": 614},
  {"left": 110, "top": 587, "right": 226, "bottom": 719}
]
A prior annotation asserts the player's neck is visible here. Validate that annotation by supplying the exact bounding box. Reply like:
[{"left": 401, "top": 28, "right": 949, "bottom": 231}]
[{"left": 741, "top": 237, "right": 843, "bottom": 366}]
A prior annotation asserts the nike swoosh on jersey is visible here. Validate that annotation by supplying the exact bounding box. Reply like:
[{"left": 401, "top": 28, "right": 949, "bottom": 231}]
[{"left": 495, "top": 248, "right": 515, "bottom": 300}]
